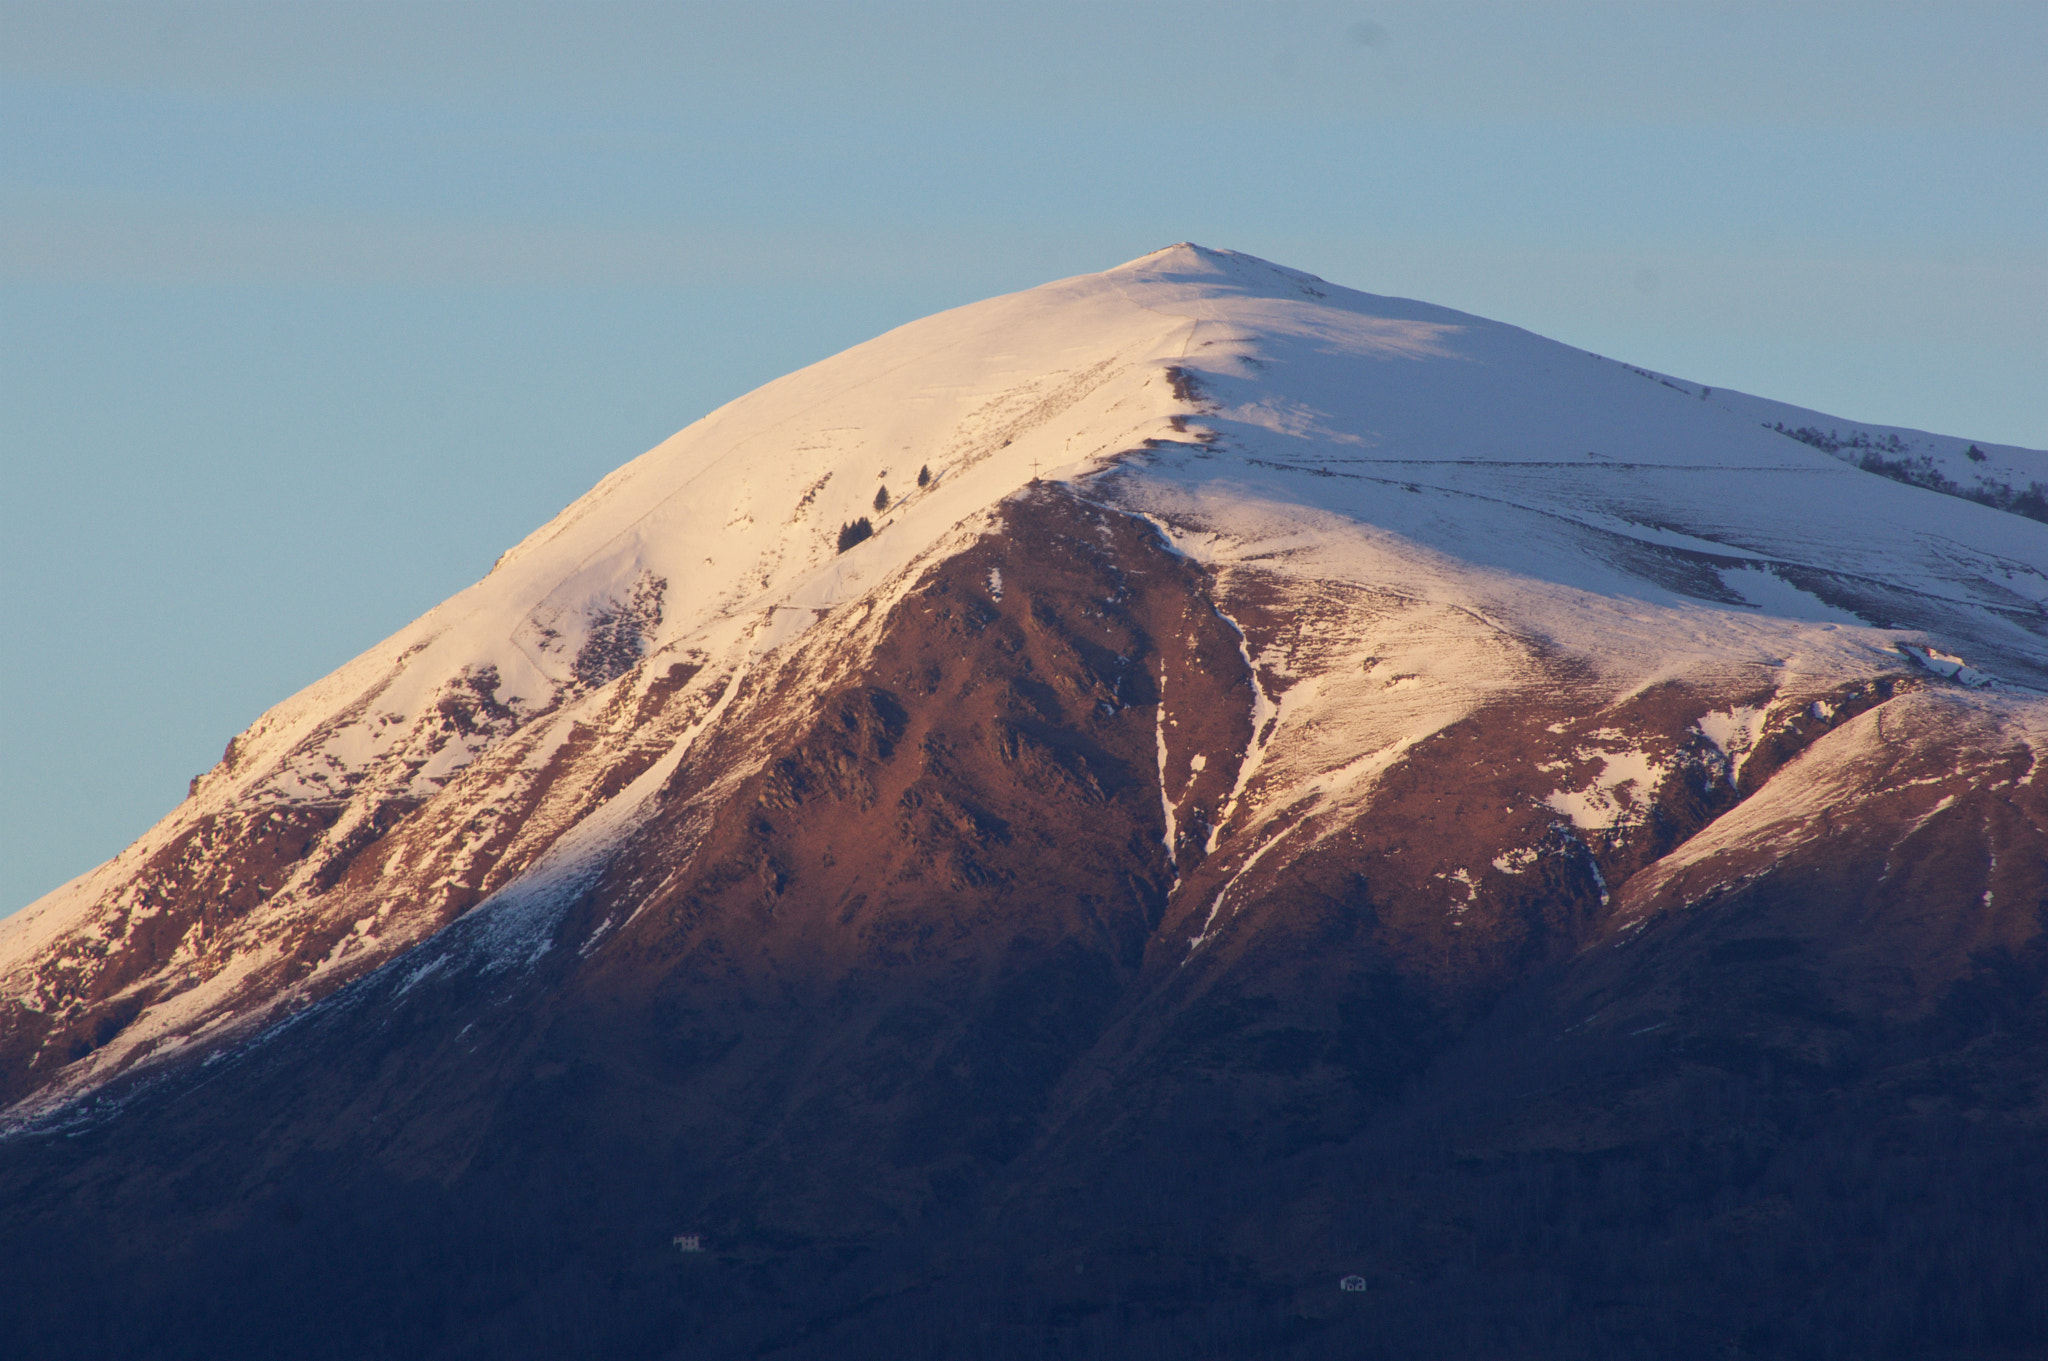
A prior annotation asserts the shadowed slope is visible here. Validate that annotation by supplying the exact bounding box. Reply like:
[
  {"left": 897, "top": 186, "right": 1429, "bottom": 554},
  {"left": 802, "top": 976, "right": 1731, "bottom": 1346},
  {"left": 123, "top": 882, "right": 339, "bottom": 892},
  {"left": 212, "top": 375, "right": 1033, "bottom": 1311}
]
[{"left": 6, "top": 247, "right": 2048, "bottom": 1359}]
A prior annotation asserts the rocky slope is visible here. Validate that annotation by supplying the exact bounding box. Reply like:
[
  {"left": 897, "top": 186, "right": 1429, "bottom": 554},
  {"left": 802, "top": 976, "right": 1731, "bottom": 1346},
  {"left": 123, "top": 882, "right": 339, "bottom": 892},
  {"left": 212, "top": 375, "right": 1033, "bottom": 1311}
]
[{"left": 3, "top": 245, "right": 2047, "bottom": 1359}]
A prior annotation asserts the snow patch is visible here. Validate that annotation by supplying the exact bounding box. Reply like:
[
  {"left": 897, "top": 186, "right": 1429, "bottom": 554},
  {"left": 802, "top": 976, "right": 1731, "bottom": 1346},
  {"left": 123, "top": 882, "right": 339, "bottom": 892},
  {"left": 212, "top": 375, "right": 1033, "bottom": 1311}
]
[
  {"left": 1898, "top": 643, "right": 1999, "bottom": 689},
  {"left": 1543, "top": 746, "right": 1666, "bottom": 831},
  {"left": 1155, "top": 679, "right": 1179, "bottom": 877},
  {"left": 1206, "top": 606, "right": 1283, "bottom": 852},
  {"left": 1698, "top": 705, "right": 1769, "bottom": 785},
  {"left": 1492, "top": 847, "right": 1540, "bottom": 874}
]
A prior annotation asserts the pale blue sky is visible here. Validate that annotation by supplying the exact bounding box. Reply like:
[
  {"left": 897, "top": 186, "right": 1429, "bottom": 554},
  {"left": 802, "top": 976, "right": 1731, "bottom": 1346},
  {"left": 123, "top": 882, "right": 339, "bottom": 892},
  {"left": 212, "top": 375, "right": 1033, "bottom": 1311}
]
[{"left": 4, "top": 1, "right": 2044, "bottom": 912}]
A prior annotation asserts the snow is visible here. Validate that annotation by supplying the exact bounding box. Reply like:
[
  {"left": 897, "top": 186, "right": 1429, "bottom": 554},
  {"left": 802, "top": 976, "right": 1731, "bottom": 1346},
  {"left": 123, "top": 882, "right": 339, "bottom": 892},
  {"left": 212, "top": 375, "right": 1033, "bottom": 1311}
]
[
  {"left": 11, "top": 241, "right": 2048, "bottom": 1110},
  {"left": 1543, "top": 746, "right": 1667, "bottom": 832},
  {"left": 1618, "top": 689, "right": 2048, "bottom": 923},
  {"left": 1154, "top": 678, "right": 1178, "bottom": 870},
  {"left": 1698, "top": 706, "right": 1769, "bottom": 784},
  {"left": 1493, "top": 848, "right": 1541, "bottom": 875},
  {"left": 1188, "top": 820, "right": 1304, "bottom": 954},
  {"left": 1207, "top": 603, "right": 1283, "bottom": 852},
  {"left": 1899, "top": 643, "right": 2000, "bottom": 688}
]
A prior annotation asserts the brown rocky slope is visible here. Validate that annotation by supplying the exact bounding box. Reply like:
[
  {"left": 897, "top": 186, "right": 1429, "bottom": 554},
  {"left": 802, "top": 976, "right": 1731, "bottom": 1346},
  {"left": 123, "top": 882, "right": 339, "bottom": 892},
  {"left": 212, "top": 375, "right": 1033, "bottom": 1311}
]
[
  {"left": 7, "top": 245, "right": 2048, "bottom": 1359},
  {"left": 2, "top": 485, "right": 2044, "bottom": 1360}
]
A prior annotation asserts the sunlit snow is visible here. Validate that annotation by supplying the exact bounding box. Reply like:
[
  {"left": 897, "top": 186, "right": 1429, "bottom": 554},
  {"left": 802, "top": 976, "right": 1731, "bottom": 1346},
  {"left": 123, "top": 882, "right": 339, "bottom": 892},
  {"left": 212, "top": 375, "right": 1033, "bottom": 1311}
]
[{"left": 10, "top": 242, "right": 2048, "bottom": 1115}]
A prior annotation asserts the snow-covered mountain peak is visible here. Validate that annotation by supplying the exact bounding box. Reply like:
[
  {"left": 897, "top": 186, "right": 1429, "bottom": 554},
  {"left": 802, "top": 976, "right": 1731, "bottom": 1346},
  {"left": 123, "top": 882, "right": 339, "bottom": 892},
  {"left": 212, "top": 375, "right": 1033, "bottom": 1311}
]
[
  {"left": 14, "top": 246, "right": 2048, "bottom": 1360},
  {"left": 7, "top": 244, "right": 2048, "bottom": 1122},
  {"left": 1108, "top": 240, "right": 1331, "bottom": 290}
]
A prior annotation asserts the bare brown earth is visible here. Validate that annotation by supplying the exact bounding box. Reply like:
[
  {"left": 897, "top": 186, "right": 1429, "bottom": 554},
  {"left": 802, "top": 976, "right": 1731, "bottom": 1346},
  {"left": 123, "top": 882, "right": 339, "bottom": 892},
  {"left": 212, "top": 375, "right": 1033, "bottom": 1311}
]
[
  {"left": 0, "top": 619, "right": 723, "bottom": 1109},
  {"left": 2, "top": 487, "right": 2045, "bottom": 1360}
]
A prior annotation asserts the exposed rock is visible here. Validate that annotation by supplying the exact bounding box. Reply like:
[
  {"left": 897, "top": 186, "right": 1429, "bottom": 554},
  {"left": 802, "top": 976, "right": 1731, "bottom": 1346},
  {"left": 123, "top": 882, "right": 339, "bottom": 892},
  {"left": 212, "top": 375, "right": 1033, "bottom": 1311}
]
[{"left": 5, "top": 245, "right": 2048, "bottom": 1359}]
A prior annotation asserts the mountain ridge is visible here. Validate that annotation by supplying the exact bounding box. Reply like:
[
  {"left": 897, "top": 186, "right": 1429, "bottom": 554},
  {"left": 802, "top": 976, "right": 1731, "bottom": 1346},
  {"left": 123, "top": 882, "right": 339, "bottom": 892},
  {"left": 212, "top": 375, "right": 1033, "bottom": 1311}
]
[
  {"left": 3, "top": 244, "right": 2047, "bottom": 1358},
  {"left": 10, "top": 240, "right": 2047, "bottom": 1117}
]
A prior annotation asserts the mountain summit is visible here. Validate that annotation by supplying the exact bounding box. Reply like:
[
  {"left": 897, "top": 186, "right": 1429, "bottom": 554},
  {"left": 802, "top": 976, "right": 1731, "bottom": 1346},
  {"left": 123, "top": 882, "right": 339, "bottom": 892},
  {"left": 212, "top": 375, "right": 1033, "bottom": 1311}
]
[{"left": 5, "top": 246, "right": 2048, "bottom": 1359}]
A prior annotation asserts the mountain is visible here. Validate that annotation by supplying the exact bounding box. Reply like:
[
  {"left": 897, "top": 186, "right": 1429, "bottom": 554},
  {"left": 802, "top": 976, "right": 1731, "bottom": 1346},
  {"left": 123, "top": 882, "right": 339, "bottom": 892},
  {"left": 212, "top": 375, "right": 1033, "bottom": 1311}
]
[{"left": 4, "top": 244, "right": 2047, "bottom": 1360}]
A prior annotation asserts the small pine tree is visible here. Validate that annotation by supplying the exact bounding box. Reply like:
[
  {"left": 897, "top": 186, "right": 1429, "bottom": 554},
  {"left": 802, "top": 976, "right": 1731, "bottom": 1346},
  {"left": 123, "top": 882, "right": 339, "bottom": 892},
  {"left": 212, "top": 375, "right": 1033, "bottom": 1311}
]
[
  {"left": 873, "top": 485, "right": 890, "bottom": 513},
  {"left": 836, "top": 518, "right": 873, "bottom": 553},
  {"left": 917, "top": 465, "right": 931, "bottom": 487},
  {"left": 1966, "top": 444, "right": 1988, "bottom": 463}
]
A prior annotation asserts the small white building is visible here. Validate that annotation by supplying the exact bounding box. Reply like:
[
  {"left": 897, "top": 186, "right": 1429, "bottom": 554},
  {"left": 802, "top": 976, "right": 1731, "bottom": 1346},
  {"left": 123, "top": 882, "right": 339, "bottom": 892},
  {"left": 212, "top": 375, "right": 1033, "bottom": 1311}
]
[{"left": 1339, "top": 1274, "right": 1367, "bottom": 1293}]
